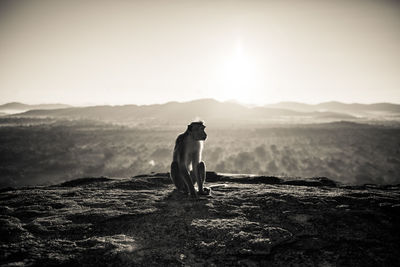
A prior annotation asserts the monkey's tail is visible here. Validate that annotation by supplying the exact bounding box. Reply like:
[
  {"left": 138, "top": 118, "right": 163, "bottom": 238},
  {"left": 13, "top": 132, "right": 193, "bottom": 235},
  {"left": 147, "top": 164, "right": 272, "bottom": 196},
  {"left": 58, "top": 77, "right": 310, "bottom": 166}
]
[{"left": 208, "top": 184, "right": 227, "bottom": 188}]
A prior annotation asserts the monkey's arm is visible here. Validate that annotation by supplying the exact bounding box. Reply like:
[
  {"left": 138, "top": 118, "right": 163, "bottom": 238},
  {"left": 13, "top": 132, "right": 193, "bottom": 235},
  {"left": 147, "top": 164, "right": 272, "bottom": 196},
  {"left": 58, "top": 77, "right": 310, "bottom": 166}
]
[
  {"left": 180, "top": 153, "right": 198, "bottom": 198},
  {"left": 180, "top": 167, "right": 197, "bottom": 198},
  {"left": 192, "top": 152, "right": 204, "bottom": 193}
]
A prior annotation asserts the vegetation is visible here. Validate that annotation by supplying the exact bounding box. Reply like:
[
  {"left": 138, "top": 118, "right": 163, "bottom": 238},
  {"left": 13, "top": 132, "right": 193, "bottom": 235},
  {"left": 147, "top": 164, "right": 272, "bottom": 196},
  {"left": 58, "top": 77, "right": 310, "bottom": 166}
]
[{"left": 0, "top": 118, "right": 399, "bottom": 187}]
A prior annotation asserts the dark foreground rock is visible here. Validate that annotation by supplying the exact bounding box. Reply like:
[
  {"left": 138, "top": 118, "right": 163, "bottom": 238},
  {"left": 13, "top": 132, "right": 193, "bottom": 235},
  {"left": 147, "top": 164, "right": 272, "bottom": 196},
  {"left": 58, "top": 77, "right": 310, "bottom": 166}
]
[{"left": 0, "top": 173, "right": 399, "bottom": 266}]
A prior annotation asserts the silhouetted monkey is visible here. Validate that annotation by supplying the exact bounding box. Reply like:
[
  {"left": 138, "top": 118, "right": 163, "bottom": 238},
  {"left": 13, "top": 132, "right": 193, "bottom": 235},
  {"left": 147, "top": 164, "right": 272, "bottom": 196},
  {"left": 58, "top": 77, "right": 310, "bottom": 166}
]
[{"left": 170, "top": 121, "right": 210, "bottom": 198}]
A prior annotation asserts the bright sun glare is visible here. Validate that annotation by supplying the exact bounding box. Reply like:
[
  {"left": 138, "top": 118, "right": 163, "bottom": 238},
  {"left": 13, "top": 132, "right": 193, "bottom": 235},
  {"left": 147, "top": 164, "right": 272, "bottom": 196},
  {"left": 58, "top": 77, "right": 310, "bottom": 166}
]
[{"left": 217, "top": 40, "right": 262, "bottom": 104}]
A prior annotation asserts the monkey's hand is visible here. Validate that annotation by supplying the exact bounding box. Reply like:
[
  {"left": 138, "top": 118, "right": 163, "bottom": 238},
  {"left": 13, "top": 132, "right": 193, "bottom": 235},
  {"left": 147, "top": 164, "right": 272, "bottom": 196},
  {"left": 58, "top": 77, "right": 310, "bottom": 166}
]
[{"left": 199, "top": 187, "right": 211, "bottom": 195}]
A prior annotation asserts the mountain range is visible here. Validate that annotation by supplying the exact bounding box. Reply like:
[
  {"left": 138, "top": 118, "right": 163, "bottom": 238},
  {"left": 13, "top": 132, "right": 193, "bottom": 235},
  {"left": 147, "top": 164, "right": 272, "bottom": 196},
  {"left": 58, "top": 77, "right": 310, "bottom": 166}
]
[
  {"left": 265, "top": 101, "right": 400, "bottom": 114},
  {"left": 2, "top": 99, "right": 400, "bottom": 125},
  {"left": 0, "top": 102, "right": 71, "bottom": 114}
]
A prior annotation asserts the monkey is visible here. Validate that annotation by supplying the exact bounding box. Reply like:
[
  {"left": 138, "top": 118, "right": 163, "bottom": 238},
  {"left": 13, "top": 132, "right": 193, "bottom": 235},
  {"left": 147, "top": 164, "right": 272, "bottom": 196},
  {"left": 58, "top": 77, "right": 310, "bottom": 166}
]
[{"left": 170, "top": 121, "right": 210, "bottom": 198}]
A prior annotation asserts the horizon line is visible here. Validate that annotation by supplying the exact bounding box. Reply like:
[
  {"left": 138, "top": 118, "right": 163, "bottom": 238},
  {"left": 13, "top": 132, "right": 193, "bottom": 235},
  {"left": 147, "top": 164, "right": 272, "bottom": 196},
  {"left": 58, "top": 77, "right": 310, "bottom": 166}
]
[{"left": 1, "top": 98, "right": 400, "bottom": 107}]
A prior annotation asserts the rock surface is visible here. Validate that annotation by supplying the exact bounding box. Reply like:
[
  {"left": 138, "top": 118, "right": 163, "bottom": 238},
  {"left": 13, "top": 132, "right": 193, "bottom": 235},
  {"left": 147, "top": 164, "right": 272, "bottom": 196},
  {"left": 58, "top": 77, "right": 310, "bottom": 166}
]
[{"left": 1, "top": 173, "right": 399, "bottom": 266}]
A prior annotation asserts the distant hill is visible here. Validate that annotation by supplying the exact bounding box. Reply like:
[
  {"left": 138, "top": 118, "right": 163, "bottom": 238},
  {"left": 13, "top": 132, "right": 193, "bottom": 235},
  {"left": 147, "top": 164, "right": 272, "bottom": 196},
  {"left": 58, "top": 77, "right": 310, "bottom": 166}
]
[
  {"left": 12, "top": 99, "right": 357, "bottom": 125},
  {"left": 266, "top": 101, "right": 400, "bottom": 116},
  {"left": 0, "top": 102, "right": 71, "bottom": 114}
]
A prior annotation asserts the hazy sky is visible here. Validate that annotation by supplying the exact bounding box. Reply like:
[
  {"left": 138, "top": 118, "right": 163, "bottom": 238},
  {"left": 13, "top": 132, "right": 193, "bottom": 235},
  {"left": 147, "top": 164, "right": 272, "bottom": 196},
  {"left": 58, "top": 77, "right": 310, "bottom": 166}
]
[{"left": 0, "top": 0, "right": 399, "bottom": 105}]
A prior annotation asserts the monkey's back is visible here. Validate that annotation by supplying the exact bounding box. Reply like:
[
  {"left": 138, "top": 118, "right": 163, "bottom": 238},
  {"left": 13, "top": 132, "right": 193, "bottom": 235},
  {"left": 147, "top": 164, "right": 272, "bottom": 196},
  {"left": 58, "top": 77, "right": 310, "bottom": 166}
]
[{"left": 173, "top": 132, "right": 187, "bottom": 162}]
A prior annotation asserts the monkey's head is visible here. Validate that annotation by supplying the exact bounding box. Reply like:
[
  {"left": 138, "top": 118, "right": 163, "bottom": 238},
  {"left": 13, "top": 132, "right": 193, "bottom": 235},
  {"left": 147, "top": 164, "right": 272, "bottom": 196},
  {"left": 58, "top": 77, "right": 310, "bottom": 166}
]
[{"left": 187, "top": 121, "right": 207, "bottom": 141}]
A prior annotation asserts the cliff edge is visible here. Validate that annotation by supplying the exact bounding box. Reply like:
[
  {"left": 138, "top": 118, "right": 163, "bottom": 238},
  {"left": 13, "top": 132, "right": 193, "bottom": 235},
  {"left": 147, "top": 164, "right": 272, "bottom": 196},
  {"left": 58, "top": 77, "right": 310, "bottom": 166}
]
[{"left": 1, "top": 173, "right": 399, "bottom": 266}]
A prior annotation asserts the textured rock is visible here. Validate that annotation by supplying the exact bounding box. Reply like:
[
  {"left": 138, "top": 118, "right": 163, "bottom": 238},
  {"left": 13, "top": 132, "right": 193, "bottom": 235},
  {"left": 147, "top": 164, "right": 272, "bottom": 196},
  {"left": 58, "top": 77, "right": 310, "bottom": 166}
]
[{"left": 0, "top": 174, "right": 399, "bottom": 266}]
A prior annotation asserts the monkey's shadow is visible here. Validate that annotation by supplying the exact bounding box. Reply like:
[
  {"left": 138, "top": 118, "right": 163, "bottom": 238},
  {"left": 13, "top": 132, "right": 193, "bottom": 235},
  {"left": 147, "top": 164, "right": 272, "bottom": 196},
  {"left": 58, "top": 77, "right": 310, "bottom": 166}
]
[
  {"left": 166, "top": 189, "right": 213, "bottom": 202},
  {"left": 159, "top": 189, "right": 215, "bottom": 220}
]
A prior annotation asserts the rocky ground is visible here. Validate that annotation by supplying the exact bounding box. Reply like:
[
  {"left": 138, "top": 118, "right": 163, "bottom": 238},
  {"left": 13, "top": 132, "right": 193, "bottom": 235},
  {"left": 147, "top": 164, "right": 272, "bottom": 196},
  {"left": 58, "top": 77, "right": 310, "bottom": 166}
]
[{"left": 1, "top": 173, "right": 399, "bottom": 266}]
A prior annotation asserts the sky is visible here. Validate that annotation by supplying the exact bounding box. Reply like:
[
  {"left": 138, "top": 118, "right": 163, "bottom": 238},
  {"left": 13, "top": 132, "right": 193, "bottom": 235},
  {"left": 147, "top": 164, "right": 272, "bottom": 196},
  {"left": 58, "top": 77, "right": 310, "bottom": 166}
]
[{"left": 0, "top": 0, "right": 399, "bottom": 106}]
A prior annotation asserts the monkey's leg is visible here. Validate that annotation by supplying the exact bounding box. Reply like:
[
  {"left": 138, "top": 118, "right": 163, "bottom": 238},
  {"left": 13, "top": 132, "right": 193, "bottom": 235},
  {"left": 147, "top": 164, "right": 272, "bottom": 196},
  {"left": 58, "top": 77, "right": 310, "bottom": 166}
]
[
  {"left": 170, "top": 162, "right": 187, "bottom": 193},
  {"left": 180, "top": 169, "right": 198, "bottom": 198},
  {"left": 197, "top": 161, "right": 210, "bottom": 195}
]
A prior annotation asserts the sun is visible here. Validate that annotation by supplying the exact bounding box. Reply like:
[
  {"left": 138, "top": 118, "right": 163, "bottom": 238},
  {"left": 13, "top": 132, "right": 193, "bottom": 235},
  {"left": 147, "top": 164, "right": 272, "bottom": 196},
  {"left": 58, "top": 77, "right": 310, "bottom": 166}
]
[{"left": 216, "top": 40, "right": 262, "bottom": 104}]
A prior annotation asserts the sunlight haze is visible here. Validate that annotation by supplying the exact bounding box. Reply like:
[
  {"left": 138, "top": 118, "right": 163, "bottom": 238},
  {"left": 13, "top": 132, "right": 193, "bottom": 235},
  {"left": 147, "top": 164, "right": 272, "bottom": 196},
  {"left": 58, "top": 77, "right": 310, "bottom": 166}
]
[{"left": 0, "top": 0, "right": 399, "bottom": 105}]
